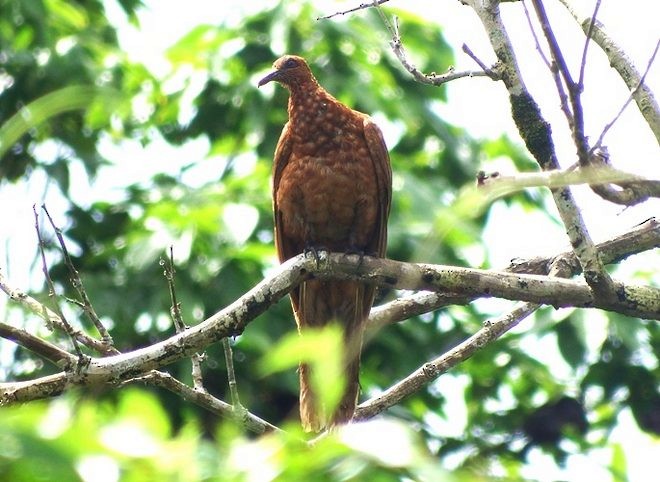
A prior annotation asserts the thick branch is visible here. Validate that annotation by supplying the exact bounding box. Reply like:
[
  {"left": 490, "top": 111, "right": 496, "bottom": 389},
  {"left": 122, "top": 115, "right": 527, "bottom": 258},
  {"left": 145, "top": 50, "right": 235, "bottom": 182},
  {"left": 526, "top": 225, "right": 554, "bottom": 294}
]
[
  {"left": 318, "top": 255, "right": 659, "bottom": 319},
  {"left": 368, "top": 217, "right": 660, "bottom": 329},
  {"left": 465, "top": 0, "right": 616, "bottom": 301},
  {"left": 2, "top": 244, "right": 658, "bottom": 405}
]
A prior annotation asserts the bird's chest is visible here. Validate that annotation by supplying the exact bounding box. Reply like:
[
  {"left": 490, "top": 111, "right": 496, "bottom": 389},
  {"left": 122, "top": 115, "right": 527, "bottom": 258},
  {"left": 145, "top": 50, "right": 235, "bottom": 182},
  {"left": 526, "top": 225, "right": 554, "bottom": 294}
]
[{"left": 276, "top": 123, "right": 378, "bottom": 249}]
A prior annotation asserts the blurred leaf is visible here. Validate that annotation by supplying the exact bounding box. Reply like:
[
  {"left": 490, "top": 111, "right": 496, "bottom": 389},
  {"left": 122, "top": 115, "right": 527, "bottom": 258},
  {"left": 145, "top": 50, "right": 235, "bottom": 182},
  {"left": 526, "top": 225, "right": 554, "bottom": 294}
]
[
  {"left": 609, "top": 443, "right": 627, "bottom": 481},
  {"left": 0, "top": 85, "right": 119, "bottom": 160},
  {"left": 45, "top": 0, "right": 88, "bottom": 30},
  {"left": 556, "top": 316, "right": 587, "bottom": 368},
  {"left": 260, "top": 325, "right": 345, "bottom": 419},
  {"left": 166, "top": 26, "right": 233, "bottom": 67},
  {"left": 2, "top": 0, "right": 657, "bottom": 478}
]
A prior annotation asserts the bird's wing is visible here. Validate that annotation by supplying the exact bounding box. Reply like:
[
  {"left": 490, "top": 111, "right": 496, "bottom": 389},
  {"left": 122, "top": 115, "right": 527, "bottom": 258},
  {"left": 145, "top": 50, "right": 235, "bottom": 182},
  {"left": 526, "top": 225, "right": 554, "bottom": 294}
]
[
  {"left": 272, "top": 121, "right": 297, "bottom": 263},
  {"left": 363, "top": 118, "right": 392, "bottom": 257},
  {"left": 272, "top": 121, "right": 304, "bottom": 313}
]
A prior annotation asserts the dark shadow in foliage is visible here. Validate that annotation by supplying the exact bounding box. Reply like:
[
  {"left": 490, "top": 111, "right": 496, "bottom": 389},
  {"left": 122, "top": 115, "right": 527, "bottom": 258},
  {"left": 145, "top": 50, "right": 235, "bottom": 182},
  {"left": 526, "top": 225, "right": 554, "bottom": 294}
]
[{"left": 521, "top": 396, "right": 588, "bottom": 457}]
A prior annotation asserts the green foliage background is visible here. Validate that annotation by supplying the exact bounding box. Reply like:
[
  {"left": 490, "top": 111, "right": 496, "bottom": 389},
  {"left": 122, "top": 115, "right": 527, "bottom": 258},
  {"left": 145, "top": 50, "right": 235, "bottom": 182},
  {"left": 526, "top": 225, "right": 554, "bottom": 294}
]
[{"left": 0, "top": 0, "right": 657, "bottom": 480}]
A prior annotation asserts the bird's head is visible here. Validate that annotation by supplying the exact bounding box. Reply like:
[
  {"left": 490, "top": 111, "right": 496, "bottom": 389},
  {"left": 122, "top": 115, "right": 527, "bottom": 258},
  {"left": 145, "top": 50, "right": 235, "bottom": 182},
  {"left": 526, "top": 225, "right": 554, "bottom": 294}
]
[{"left": 258, "top": 55, "right": 316, "bottom": 89}]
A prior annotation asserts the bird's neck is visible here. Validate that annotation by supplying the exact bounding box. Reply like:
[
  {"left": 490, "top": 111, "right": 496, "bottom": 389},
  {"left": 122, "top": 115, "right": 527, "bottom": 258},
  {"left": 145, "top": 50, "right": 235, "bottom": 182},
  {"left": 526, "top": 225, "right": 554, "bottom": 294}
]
[{"left": 287, "top": 85, "right": 340, "bottom": 126}]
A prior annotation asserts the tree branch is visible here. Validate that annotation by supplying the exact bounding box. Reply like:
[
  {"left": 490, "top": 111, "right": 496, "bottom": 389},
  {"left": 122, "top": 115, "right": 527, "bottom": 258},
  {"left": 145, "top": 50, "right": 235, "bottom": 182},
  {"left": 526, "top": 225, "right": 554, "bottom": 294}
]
[
  {"left": 33, "top": 205, "right": 85, "bottom": 360},
  {"left": 42, "top": 204, "right": 113, "bottom": 346},
  {"left": 2, "top": 237, "right": 658, "bottom": 405},
  {"left": 126, "top": 371, "right": 281, "bottom": 434},
  {"left": 521, "top": 0, "right": 573, "bottom": 123},
  {"left": 357, "top": 300, "right": 538, "bottom": 421},
  {"left": 0, "top": 255, "right": 306, "bottom": 404},
  {"left": 0, "top": 269, "right": 116, "bottom": 355},
  {"left": 1, "top": 254, "right": 275, "bottom": 435},
  {"left": 320, "top": 255, "right": 659, "bottom": 319},
  {"left": 317, "top": 0, "right": 390, "bottom": 20},
  {"left": 585, "top": 147, "right": 660, "bottom": 206},
  {"left": 364, "top": 1, "right": 493, "bottom": 84},
  {"left": 557, "top": 0, "right": 660, "bottom": 146},
  {"left": 464, "top": 0, "right": 617, "bottom": 301},
  {"left": 0, "top": 321, "right": 76, "bottom": 368},
  {"left": 367, "top": 217, "right": 660, "bottom": 329}
]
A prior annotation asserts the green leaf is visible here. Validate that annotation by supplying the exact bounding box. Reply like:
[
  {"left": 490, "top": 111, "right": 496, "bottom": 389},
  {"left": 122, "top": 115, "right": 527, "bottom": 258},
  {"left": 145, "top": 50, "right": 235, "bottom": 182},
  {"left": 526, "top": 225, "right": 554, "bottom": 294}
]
[
  {"left": 166, "top": 26, "right": 232, "bottom": 67},
  {"left": 260, "top": 325, "right": 345, "bottom": 418},
  {"left": 609, "top": 443, "right": 627, "bottom": 481},
  {"left": 0, "top": 85, "right": 120, "bottom": 159},
  {"left": 556, "top": 316, "right": 587, "bottom": 368},
  {"left": 45, "top": 0, "right": 88, "bottom": 30}
]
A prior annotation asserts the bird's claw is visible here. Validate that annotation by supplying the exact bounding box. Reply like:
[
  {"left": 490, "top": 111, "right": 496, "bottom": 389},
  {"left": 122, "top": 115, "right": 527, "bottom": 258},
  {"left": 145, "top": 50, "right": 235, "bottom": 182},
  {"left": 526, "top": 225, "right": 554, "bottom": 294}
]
[
  {"left": 304, "top": 245, "right": 327, "bottom": 268},
  {"left": 344, "top": 246, "right": 369, "bottom": 271}
]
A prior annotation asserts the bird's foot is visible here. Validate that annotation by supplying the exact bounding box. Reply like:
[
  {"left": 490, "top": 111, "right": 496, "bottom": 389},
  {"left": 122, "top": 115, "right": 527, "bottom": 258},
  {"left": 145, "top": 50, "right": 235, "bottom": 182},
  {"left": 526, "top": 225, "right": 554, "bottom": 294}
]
[
  {"left": 343, "top": 246, "right": 370, "bottom": 271},
  {"left": 304, "top": 245, "right": 328, "bottom": 268}
]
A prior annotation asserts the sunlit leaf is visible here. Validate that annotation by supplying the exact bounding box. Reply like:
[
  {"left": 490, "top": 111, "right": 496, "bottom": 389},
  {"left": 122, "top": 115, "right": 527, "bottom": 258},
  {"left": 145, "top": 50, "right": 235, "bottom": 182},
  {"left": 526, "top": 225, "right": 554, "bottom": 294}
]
[
  {"left": 0, "top": 85, "right": 120, "bottom": 159},
  {"left": 45, "top": 0, "right": 88, "bottom": 30},
  {"left": 260, "top": 325, "right": 345, "bottom": 418}
]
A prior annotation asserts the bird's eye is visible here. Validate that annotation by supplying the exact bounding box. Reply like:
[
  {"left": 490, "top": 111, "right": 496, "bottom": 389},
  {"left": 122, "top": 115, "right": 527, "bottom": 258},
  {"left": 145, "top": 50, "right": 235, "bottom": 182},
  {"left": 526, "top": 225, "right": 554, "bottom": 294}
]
[{"left": 284, "top": 58, "right": 298, "bottom": 69}]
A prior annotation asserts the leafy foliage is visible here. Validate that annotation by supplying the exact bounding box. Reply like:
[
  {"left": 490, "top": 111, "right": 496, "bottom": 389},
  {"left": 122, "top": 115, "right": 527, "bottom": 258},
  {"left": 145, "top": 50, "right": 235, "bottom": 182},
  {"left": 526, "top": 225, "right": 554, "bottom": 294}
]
[{"left": 1, "top": 0, "right": 657, "bottom": 480}]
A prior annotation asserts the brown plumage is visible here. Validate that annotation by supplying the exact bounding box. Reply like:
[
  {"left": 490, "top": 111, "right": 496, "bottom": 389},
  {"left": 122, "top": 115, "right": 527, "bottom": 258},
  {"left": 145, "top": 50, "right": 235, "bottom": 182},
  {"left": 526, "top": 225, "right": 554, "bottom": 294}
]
[{"left": 259, "top": 55, "right": 392, "bottom": 432}]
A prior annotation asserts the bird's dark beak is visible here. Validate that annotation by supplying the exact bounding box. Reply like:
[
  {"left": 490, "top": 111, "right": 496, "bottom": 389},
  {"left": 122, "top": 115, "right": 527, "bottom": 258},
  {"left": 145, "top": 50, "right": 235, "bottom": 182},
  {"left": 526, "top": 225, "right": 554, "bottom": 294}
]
[{"left": 258, "top": 69, "right": 280, "bottom": 88}]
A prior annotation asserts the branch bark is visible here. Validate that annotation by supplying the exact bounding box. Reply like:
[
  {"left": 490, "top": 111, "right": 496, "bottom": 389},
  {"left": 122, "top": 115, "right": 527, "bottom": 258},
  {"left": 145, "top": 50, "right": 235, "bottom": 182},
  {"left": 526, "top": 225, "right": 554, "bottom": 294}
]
[
  {"left": 367, "top": 217, "right": 660, "bottom": 329},
  {"left": 356, "top": 301, "right": 538, "bottom": 421},
  {"left": 557, "top": 0, "right": 660, "bottom": 146},
  {"left": 357, "top": 219, "right": 660, "bottom": 420},
  {"left": 464, "top": 0, "right": 617, "bottom": 301},
  {"left": 2, "top": 229, "right": 658, "bottom": 406}
]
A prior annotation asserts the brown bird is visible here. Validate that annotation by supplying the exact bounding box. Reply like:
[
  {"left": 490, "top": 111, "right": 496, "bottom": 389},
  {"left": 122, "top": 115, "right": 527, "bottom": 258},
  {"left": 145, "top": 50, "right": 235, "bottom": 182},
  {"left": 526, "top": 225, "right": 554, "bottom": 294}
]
[{"left": 258, "top": 55, "right": 392, "bottom": 431}]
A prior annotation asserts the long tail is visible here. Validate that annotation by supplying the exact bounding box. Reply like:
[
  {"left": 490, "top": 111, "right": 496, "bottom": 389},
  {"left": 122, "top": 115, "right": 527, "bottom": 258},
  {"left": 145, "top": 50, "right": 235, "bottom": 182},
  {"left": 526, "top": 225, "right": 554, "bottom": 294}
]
[{"left": 293, "top": 279, "right": 374, "bottom": 432}]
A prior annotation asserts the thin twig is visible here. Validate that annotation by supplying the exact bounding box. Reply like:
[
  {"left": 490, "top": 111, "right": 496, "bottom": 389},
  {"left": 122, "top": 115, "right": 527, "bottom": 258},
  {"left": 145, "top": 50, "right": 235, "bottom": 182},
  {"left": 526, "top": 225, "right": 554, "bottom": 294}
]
[
  {"left": 521, "top": 0, "right": 551, "bottom": 69},
  {"left": 522, "top": 0, "right": 573, "bottom": 124},
  {"left": 592, "top": 38, "right": 660, "bottom": 152},
  {"left": 531, "top": 0, "right": 591, "bottom": 167},
  {"left": 557, "top": 0, "right": 660, "bottom": 146},
  {"left": 373, "top": 3, "right": 491, "bottom": 85},
  {"left": 32, "top": 205, "right": 84, "bottom": 360},
  {"left": 214, "top": 254, "right": 248, "bottom": 417},
  {"left": 162, "top": 248, "right": 186, "bottom": 333},
  {"left": 161, "top": 246, "right": 206, "bottom": 391},
  {"left": 222, "top": 338, "right": 247, "bottom": 420},
  {"left": 0, "top": 321, "right": 76, "bottom": 368},
  {"left": 131, "top": 371, "right": 280, "bottom": 434},
  {"left": 317, "top": 0, "right": 390, "bottom": 20},
  {"left": 41, "top": 205, "right": 113, "bottom": 346},
  {"left": 461, "top": 44, "right": 500, "bottom": 80},
  {"left": 0, "top": 269, "right": 118, "bottom": 355},
  {"left": 577, "top": 0, "right": 602, "bottom": 88}
]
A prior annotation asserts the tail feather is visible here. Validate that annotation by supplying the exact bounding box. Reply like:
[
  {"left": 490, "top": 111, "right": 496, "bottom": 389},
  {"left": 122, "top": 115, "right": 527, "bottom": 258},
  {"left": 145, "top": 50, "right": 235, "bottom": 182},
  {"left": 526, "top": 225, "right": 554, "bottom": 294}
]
[{"left": 294, "top": 279, "right": 374, "bottom": 431}]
